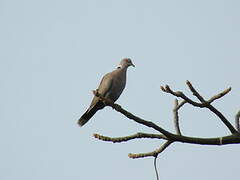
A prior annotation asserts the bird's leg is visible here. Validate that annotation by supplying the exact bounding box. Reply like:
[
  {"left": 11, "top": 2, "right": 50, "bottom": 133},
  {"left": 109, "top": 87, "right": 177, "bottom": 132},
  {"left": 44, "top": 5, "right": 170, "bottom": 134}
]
[
  {"left": 92, "top": 89, "right": 114, "bottom": 106},
  {"left": 92, "top": 89, "right": 99, "bottom": 97}
]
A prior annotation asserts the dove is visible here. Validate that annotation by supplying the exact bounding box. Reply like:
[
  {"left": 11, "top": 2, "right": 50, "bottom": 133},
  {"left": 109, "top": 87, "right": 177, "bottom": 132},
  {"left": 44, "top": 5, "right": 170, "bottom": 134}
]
[{"left": 78, "top": 58, "right": 135, "bottom": 126}]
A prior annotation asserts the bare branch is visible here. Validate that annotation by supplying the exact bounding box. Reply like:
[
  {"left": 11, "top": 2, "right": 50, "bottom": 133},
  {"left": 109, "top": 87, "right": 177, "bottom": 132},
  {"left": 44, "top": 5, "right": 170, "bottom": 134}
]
[
  {"left": 186, "top": 81, "right": 231, "bottom": 104},
  {"left": 173, "top": 99, "right": 182, "bottom": 135},
  {"left": 90, "top": 80, "right": 240, "bottom": 180},
  {"left": 128, "top": 141, "right": 172, "bottom": 159},
  {"left": 186, "top": 80, "right": 205, "bottom": 102},
  {"left": 94, "top": 131, "right": 240, "bottom": 146},
  {"left": 93, "top": 90, "right": 240, "bottom": 145},
  {"left": 186, "top": 81, "right": 236, "bottom": 133},
  {"left": 93, "top": 89, "right": 175, "bottom": 138},
  {"left": 161, "top": 82, "right": 237, "bottom": 134},
  {"left": 93, "top": 133, "right": 167, "bottom": 143},
  {"left": 176, "top": 100, "right": 187, "bottom": 110},
  {"left": 161, "top": 85, "right": 205, "bottom": 107},
  {"left": 235, "top": 110, "right": 240, "bottom": 132},
  {"left": 207, "top": 105, "right": 238, "bottom": 134},
  {"left": 208, "top": 87, "right": 231, "bottom": 104}
]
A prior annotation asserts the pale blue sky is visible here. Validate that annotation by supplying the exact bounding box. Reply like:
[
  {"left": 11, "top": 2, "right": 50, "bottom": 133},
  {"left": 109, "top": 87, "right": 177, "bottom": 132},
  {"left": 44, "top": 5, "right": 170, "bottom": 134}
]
[{"left": 1, "top": 0, "right": 240, "bottom": 180}]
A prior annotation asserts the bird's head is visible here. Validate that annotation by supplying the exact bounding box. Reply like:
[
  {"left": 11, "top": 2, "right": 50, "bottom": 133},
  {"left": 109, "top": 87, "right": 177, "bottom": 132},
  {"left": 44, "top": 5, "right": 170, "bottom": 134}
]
[{"left": 118, "top": 58, "right": 135, "bottom": 69}]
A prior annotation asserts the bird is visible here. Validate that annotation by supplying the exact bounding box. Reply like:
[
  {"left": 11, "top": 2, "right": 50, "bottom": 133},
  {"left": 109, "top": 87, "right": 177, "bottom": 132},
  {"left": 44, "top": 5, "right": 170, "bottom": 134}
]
[{"left": 78, "top": 58, "right": 135, "bottom": 126}]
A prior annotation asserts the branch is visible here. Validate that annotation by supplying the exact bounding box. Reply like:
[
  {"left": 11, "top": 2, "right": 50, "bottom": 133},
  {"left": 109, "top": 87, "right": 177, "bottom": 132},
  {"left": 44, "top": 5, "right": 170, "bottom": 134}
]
[
  {"left": 161, "top": 85, "right": 204, "bottom": 107},
  {"left": 93, "top": 90, "right": 174, "bottom": 138},
  {"left": 93, "top": 132, "right": 167, "bottom": 143},
  {"left": 208, "top": 87, "right": 232, "bottom": 103},
  {"left": 173, "top": 99, "right": 186, "bottom": 135},
  {"left": 92, "top": 81, "right": 240, "bottom": 166},
  {"left": 207, "top": 105, "right": 237, "bottom": 134},
  {"left": 89, "top": 81, "right": 240, "bottom": 180},
  {"left": 128, "top": 141, "right": 172, "bottom": 159},
  {"left": 186, "top": 80, "right": 205, "bottom": 102},
  {"left": 93, "top": 90, "right": 240, "bottom": 146},
  {"left": 161, "top": 81, "right": 238, "bottom": 134}
]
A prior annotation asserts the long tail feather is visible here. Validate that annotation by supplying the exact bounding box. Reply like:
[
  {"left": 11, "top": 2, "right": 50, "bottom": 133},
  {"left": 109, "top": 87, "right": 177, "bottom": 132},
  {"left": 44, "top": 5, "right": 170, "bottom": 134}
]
[{"left": 78, "top": 107, "right": 98, "bottom": 126}]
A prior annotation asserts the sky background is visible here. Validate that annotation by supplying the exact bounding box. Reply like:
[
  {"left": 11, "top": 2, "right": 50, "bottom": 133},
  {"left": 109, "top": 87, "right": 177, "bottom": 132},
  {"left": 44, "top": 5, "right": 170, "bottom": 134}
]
[{"left": 1, "top": 0, "right": 240, "bottom": 180}]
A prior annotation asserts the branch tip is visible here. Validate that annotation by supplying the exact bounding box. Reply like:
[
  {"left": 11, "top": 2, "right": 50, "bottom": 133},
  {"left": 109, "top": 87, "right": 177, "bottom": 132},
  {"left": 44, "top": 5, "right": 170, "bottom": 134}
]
[
  {"left": 208, "top": 87, "right": 232, "bottom": 104},
  {"left": 160, "top": 86, "right": 166, "bottom": 92},
  {"left": 186, "top": 80, "right": 191, "bottom": 85}
]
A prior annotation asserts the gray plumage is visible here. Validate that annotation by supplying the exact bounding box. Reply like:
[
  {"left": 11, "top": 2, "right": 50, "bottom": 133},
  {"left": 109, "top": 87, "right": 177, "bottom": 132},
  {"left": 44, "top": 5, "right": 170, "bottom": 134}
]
[{"left": 78, "top": 58, "right": 135, "bottom": 126}]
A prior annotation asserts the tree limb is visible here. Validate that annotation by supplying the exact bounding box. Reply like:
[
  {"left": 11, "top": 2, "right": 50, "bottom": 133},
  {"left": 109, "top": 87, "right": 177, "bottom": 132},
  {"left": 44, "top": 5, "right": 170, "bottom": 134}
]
[
  {"left": 161, "top": 81, "right": 238, "bottom": 134},
  {"left": 93, "top": 132, "right": 167, "bottom": 143},
  {"left": 92, "top": 81, "right": 240, "bottom": 160},
  {"left": 128, "top": 141, "right": 172, "bottom": 159},
  {"left": 173, "top": 99, "right": 185, "bottom": 135}
]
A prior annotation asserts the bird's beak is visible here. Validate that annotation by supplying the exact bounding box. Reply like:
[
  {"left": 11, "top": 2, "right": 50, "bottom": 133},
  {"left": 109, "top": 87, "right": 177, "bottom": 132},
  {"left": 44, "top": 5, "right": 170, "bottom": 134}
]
[{"left": 131, "top": 63, "right": 135, "bottom": 67}]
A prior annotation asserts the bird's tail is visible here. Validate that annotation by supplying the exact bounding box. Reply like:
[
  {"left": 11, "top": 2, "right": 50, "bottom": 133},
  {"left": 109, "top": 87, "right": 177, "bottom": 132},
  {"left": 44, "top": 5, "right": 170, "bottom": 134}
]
[{"left": 78, "top": 107, "right": 98, "bottom": 126}]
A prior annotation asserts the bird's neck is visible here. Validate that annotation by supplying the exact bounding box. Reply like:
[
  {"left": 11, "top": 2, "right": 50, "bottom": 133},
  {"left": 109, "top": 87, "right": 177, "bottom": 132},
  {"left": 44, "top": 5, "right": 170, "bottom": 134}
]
[
  {"left": 117, "top": 64, "right": 128, "bottom": 69},
  {"left": 117, "top": 66, "right": 128, "bottom": 73}
]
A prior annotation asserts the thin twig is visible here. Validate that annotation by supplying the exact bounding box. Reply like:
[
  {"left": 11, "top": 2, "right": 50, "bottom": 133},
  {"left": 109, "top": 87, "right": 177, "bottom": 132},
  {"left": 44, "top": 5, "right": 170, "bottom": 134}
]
[
  {"left": 93, "top": 132, "right": 167, "bottom": 143},
  {"left": 208, "top": 87, "right": 231, "bottom": 104},
  {"left": 207, "top": 105, "right": 238, "bottom": 134},
  {"left": 173, "top": 99, "right": 182, "bottom": 135},
  {"left": 186, "top": 80, "right": 205, "bottom": 102},
  {"left": 176, "top": 100, "right": 187, "bottom": 110},
  {"left": 161, "top": 85, "right": 205, "bottom": 107},
  {"left": 128, "top": 141, "right": 172, "bottom": 159}
]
